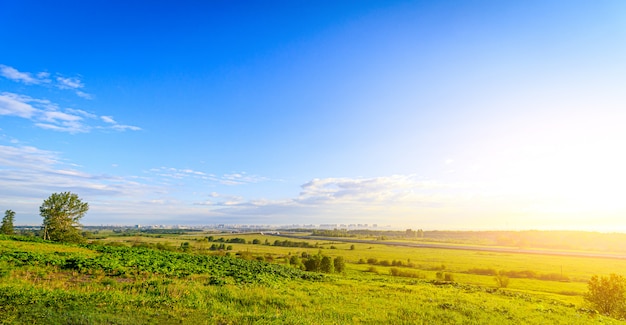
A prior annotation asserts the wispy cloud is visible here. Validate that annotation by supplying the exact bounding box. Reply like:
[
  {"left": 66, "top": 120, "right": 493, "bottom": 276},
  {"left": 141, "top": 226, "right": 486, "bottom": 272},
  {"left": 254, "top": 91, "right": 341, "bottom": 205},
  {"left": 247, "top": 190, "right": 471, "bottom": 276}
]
[
  {"left": 186, "top": 175, "right": 481, "bottom": 226},
  {"left": 100, "top": 115, "right": 141, "bottom": 131},
  {"left": 0, "top": 64, "right": 92, "bottom": 99},
  {"left": 56, "top": 76, "right": 84, "bottom": 89},
  {"left": 296, "top": 175, "right": 456, "bottom": 205},
  {"left": 0, "top": 65, "right": 48, "bottom": 85},
  {"left": 0, "top": 92, "right": 140, "bottom": 133},
  {"left": 0, "top": 93, "right": 38, "bottom": 118},
  {"left": 0, "top": 143, "right": 169, "bottom": 223},
  {"left": 148, "top": 167, "right": 267, "bottom": 185}
]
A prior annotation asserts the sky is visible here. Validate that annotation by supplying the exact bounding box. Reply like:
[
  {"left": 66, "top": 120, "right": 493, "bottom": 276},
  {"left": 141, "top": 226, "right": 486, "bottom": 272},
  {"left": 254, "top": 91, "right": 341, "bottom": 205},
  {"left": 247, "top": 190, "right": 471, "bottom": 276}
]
[{"left": 1, "top": 1, "right": 625, "bottom": 230}]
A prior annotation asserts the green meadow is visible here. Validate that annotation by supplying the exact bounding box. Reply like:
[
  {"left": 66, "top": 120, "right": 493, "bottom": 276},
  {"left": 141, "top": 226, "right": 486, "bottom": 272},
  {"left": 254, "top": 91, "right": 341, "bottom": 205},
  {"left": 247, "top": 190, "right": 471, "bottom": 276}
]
[{"left": 1, "top": 232, "right": 625, "bottom": 324}]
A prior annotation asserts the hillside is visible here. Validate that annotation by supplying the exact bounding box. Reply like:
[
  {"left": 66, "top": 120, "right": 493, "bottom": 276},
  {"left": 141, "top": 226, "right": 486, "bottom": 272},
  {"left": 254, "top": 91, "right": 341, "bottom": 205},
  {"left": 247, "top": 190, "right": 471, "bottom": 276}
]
[{"left": 0, "top": 235, "right": 622, "bottom": 324}]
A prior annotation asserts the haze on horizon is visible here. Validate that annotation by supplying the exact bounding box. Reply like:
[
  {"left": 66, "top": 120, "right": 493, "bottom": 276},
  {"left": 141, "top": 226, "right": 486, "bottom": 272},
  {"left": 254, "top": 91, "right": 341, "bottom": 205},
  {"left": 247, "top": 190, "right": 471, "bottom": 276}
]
[{"left": 1, "top": 1, "right": 625, "bottom": 232}]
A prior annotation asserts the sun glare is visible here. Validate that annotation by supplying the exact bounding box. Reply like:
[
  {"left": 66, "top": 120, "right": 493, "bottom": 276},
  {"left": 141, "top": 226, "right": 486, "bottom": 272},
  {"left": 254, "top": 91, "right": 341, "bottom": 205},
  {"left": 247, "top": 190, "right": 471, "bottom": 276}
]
[{"left": 462, "top": 112, "right": 626, "bottom": 229}]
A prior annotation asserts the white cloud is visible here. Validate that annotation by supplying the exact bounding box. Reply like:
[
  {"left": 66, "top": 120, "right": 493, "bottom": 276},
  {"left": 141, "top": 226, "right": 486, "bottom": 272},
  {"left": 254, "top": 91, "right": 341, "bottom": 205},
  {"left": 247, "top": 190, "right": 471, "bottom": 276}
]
[
  {"left": 56, "top": 76, "right": 84, "bottom": 89},
  {"left": 0, "top": 92, "right": 139, "bottom": 134},
  {"left": 0, "top": 93, "right": 38, "bottom": 118},
  {"left": 100, "top": 115, "right": 141, "bottom": 131},
  {"left": 221, "top": 172, "right": 268, "bottom": 185},
  {"left": 0, "top": 65, "right": 41, "bottom": 84},
  {"left": 40, "top": 110, "right": 83, "bottom": 123},
  {"left": 75, "top": 91, "right": 93, "bottom": 100},
  {"left": 35, "top": 122, "right": 89, "bottom": 134},
  {"left": 101, "top": 116, "right": 116, "bottom": 124},
  {"left": 149, "top": 168, "right": 266, "bottom": 185},
  {"left": 297, "top": 175, "right": 450, "bottom": 205},
  {"left": 67, "top": 108, "right": 97, "bottom": 119},
  {"left": 0, "top": 64, "right": 91, "bottom": 99},
  {"left": 0, "top": 143, "right": 165, "bottom": 223}
]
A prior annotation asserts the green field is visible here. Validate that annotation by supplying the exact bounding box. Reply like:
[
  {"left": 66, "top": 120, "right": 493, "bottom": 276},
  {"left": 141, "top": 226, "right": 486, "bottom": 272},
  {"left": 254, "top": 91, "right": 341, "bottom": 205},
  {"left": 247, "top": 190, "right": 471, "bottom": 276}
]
[{"left": 1, "top": 232, "right": 624, "bottom": 324}]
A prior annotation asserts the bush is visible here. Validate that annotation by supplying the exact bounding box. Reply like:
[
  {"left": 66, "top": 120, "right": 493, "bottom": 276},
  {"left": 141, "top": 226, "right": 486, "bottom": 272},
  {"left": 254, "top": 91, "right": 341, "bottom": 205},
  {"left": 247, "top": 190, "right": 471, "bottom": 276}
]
[
  {"left": 495, "top": 272, "right": 510, "bottom": 288},
  {"left": 468, "top": 268, "right": 497, "bottom": 276},
  {"left": 390, "top": 268, "right": 424, "bottom": 279},
  {"left": 585, "top": 274, "right": 626, "bottom": 317},
  {"left": 334, "top": 256, "right": 346, "bottom": 273},
  {"left": 436, "top": 272, "right": 454, "bottom": 282}
]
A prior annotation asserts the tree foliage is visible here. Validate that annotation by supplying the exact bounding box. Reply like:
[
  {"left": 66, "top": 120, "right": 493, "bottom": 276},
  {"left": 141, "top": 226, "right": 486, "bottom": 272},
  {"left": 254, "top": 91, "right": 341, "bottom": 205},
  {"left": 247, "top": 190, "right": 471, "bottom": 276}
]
[
  {"left": 494, "top": 271, "right": 510, "bottom": 288},
  {"left": 40, "top": 192, "right": 88, "bottom": 243},
  {"left": 320, "top": 256, "right": 334, "bottom": 273},
  {"left": 1, "top": 210, "right": 15, "bottom": 235},
  {"left": 333, "top": 256, "right": 346, "bottom": 273},
  {"left": 585, "top": 273, "right": 626, "bottom": 317}
]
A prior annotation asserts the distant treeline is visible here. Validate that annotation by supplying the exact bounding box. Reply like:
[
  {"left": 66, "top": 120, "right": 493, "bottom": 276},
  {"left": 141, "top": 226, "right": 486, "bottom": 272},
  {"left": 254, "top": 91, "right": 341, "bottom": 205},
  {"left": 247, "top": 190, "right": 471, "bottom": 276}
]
[
  {"left": 309, "top": 229, "right": 626, "bottom": 253},
  {"left": 205, "top": 236, "right": 314, "bottom": 248},
  {"left": 141, "top": 229, "right": 203, "bottom": 234}
]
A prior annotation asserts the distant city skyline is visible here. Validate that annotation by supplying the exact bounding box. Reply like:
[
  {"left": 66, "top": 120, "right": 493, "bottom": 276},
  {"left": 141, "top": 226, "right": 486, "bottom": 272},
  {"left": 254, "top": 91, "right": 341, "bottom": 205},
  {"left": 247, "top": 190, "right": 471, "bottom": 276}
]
[{"left": 1, "top": 1, "right": 625, "bottom": 231}]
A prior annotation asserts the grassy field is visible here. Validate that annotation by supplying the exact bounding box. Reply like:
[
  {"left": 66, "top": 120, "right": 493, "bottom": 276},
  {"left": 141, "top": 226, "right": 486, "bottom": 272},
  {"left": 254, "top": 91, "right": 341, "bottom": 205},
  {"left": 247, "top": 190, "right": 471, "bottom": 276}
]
[{"left": 1, "top": 233, "right": 624, "bottom": 324}]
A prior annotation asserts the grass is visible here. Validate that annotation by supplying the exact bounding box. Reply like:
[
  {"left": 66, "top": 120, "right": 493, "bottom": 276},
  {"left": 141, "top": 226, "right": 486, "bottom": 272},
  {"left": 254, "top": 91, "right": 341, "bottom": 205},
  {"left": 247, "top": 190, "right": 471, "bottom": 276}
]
[{"left": 1, "top": 234, "right": 625, "bottom": 324}]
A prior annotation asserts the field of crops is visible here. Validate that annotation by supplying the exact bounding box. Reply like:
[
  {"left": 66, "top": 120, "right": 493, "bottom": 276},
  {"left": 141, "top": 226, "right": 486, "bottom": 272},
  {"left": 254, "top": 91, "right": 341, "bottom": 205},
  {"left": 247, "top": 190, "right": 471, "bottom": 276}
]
[{"left": 0, "top": 233, "right": 624, "bottom": 324}]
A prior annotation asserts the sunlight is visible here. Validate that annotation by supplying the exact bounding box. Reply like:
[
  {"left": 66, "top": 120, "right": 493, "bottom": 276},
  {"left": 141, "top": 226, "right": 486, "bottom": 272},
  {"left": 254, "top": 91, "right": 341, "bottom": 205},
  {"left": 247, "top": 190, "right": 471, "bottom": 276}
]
[{"left": 466, "top": 112, "right": 626, "bottom": 228}]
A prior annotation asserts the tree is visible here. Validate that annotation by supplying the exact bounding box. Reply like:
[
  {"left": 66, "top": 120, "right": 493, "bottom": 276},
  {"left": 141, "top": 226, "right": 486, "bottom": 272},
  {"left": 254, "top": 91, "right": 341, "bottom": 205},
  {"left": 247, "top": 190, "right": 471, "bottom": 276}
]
[
  {"left": 494, "top": 271, "right": 510, "bottom": 288},
  {"left": 40, "top": 192, "right": 88, "bottom": 243},
  {"left": 333, "top": 256, "right": 346, "bottom": 273},
  {"left": 320, "top": 256, "right": 334, "bottom": 273},
  {"left": 1, "top": 210, "right": 15, "bottom": 235},
  {"left": 585, "top": 273, "right": 626, "bottom": 317},
  {"left": 304, "top": 255, "right": 321, "bottom": 272}
]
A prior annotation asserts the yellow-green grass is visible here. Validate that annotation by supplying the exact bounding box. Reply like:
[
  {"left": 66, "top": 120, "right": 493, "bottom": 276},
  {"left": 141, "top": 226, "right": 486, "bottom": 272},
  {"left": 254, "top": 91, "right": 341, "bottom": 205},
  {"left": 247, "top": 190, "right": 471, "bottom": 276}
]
[
  {"left": 0, "top": 239, "right": 96, "bottom": 256},
  {"left": 2, "top": 237, "right": 625, "bottom": 324},
  {"left": 120, "top": 233, "right": 626, "bottom": 282},
  {"left": 179, "top": 234, "right": 626, "bottom": 303},
  {"left": 89, "top": 232, "right": 626, "bottom": 307}
]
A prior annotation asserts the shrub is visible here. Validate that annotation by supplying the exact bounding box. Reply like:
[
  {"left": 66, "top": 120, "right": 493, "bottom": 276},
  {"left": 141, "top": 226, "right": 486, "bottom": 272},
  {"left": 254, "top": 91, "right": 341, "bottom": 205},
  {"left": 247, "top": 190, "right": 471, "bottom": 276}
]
[
  {"left": 495, "top": 272, "right": 510, "bottom": 288},
  {"left": 333, "top": 256, "right": 346, "bottom": 273},
  {"left": 585, "top": 273, "right": 626, "bottom": 317},
  {"left": 390, "top": 267, "right": 424, "bottom": 279},
  {"left": 436, "top": 272, "right": 454, "bottom": 282}
]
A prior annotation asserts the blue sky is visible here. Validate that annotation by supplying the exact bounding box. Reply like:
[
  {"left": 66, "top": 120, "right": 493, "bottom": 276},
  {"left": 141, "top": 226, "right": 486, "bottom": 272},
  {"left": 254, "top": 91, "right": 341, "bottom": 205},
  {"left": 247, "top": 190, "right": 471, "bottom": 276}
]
[{"left": 1, "top": 1, "right": 625, "bottom": 230}]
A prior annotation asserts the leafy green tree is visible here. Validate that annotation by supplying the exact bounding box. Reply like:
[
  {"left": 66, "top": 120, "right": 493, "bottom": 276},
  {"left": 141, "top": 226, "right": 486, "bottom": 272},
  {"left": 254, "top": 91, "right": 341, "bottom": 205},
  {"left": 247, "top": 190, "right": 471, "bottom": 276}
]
[
  {"left": 333, "top": 256, "right": 346, "bottom": 273},
  {"left": 40, "top": 192, "right": 88, "bottom": 243},
  {"left": 304, "top": 255, "right": 321, "bottom": 272},
  {"left": 320, "top": 256, "right": 334, "bottom": 273},
  {"left": 1, "top": 210, "right": 15, "bottom": 235},
  {"left": 180, "top": 242, "right": 191, "bottom": 252},
  {"left": 585, "top": 274, "right": 626, "bottom": 317},
  {"left": 289, "top": 255, "right": 302, "bottom": 268}
]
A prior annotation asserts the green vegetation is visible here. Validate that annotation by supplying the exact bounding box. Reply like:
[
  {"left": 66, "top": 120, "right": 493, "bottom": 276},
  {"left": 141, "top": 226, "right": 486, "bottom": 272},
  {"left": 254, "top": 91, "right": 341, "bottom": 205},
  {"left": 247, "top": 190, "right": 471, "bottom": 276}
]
[
  {"left": 585, "top": 274, "right": 626, "bottom": 317},
  {"left": 311, "top": 229, "right": 626, "bottom": 253},
  {"left": 1, "top": 210, "right": 15, "bottom": 235},
  {"left": 40, "top": 192, "right": 88, "bottom": 243},
  {"left": 1, "top": 230, "right": 626, "bottom": 324}
]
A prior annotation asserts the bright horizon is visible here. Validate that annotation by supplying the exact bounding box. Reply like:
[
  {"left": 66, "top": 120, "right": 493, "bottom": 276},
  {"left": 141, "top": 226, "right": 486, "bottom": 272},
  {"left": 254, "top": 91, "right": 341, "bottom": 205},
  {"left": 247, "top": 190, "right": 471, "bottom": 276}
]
[{"left": 1, "top": 1, "right": 625, "bottom": 232}]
